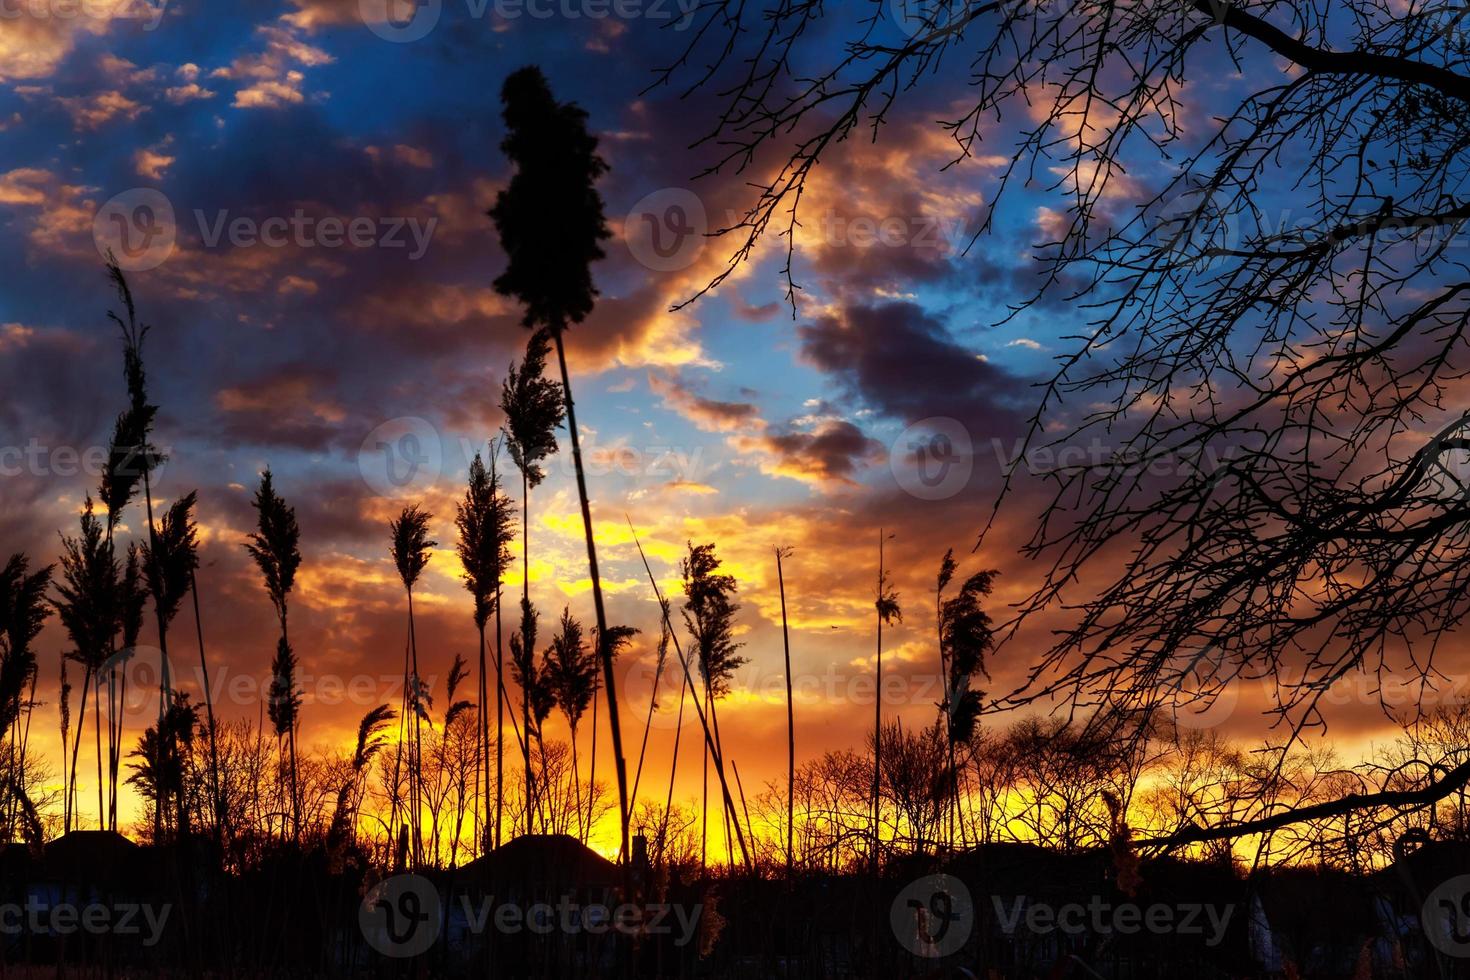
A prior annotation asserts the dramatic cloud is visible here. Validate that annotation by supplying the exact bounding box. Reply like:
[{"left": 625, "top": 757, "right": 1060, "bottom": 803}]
[
  {"left": 799, "top": 300, "right": 1031, "bottom": 436},
  {"left": 731, "top": 418, "right": 885, "bottom": 488},
  {"left": 647, "top": 371, "right": 760, "bottom": 433}
]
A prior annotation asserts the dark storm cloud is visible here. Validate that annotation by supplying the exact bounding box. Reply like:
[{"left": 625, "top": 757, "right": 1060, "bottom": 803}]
[
  {"left": 750, "top": 418, "right": 884, "bottom": 486},
  {"left": 798, "top": 300, "right": 1032, "bottom": 436}
]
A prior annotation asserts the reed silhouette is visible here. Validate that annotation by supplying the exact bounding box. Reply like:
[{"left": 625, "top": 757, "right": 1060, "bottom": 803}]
[
  {"left": 500, "top": 328, "right": 564, "bottom": 835},
  {"left": 389, "top": 503, "right": 435, "bottom": 866},
  {"left": 454, "top": 447, "right": 517, "bottom": 854},
  {"left": 489, "top": 65, "right": 634, "bottom": 871},
  {"left": 245, "top": 469, "right": 302, "bottom": 843}
]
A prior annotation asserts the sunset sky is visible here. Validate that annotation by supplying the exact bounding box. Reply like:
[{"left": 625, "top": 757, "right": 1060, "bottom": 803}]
[{"left": 0, "top": 0, "right": 1450, "bottom": 851}]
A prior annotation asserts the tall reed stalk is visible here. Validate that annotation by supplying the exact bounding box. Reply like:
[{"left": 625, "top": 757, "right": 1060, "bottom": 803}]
[
  {"left": 54, "top": 499, "right": 116, "bottom": 832},
  {"left": 490, "top": 66, "right": 632, "bottom": 868},
  {"left": 455, "top": 448, "right": 517, "bottom": 854},
  {"left": 390, "top": 505, "right": 435, "bottom": 864},
  {"left": 629, "top": 527, "right": 750, "bottom": 870},
  {"left": 871, "top": 531, "right": 901, "bottom": 874},
  {"left": 775, "top": 546, "right": 795, "bottom": 875}
]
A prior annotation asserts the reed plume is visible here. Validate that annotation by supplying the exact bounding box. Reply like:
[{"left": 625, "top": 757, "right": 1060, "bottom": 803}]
[
  {"left": 329, "top": 703, "right": 395, "bottom": 857},
  {"left": 244, "top": 470, "right": 302, "bottom": 842},
  {"left": 390, "top": 504, "right": 435, "bottom": 864},
  {"left": 126, "top": 690, "right": 198, "bottom": 841},
  {"left": 546, "top": 608, "right": 596, "bottom": 840},
  {"left": 937, "top": 550, "right": 998, "bottom": 850},
  {"left": 509, "top": 601, "right": 554, "bottom": 832},
  {"left": 140, "top": 492, "right": 198, "bottom": 629},
  {"left": 103, "top": 259, "right": 171, "bottom": 841}
]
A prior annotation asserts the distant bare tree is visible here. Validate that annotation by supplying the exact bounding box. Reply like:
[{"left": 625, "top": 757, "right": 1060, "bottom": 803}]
[
  {"left": 635, "top": 798, "right": 700, "bottom": 873},
  {"left": 1001, "top": 718, "right": 1133, "bottom": 851},
  {"left": 874, "top": 718, "right": 950, "bottom": 858},
  {"left": 1136, "top": 728, "right": 1252, "bottom": 865}
]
